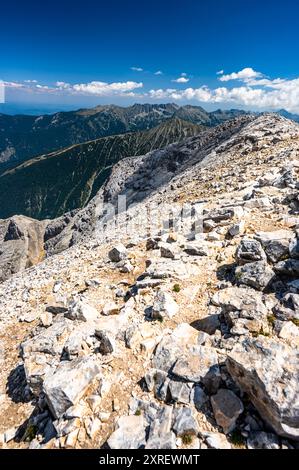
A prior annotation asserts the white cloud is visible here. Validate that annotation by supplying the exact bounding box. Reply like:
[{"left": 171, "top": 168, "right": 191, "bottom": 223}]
[
  {"left": 131, "top": 67, "right": 143, "bottom": 72},
  {"left": 154, "top": 70, "right": 163, "bottom": 75},
  {"left": 56, "top": 81, "right": 71, "bottom": 89},
  {"left": 72, "top": 80, "right": 143, "bottom": 96},
  {"left": 172, "top": 76, "right": 190, "bottom": 83},
  {"left": 217, "top": 70, "right": 224, "bottom": 75},
  {"left": 6, "top": 68, "right": 299, "bottom": 114},
  {"left": 181, "top": 73, "right": 187, "bottom": 77},
  {"left": 147, "top": 70, "right": 299, "bottom": 113},
  {"left": 24, "top": 79, "right": 38, "bottom": 83},
  {"left": 149, "top": 88, "right": 177, "bottom": 99},
  {"left": 3, "top": 81, "right": 25, "bottom": 89},
  {"left": 36, "top": 84, "right": 51, "bottom": 89},
  {"left": 219, "top": 67, "right": 262, "bottom": 82},
  {"left": 4, "top": 79, "right": 143, "bottom": 98}
]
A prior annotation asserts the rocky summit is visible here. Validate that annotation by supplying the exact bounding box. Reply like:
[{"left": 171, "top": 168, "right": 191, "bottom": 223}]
[{"left": 0, "top": 113, "right": 299, "bottom": 450}]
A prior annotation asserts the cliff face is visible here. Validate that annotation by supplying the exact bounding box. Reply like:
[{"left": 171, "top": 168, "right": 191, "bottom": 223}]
[{"left": 0, "top": 114, "right": 299, "bottom": 450}]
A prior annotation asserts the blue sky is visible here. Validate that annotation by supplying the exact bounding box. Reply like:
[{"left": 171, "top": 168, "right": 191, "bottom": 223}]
[{"left": 1, "top": 0, "right": 299, "bottom": 113}]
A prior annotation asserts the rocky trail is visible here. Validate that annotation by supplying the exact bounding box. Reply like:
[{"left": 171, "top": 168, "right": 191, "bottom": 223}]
[{"left": 0, "top": 114, "right": 299, "bottom": 449}]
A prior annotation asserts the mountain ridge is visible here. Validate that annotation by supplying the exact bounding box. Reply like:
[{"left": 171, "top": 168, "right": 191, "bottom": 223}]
[
  {"left": 0, "top": 113, "right": 298, "bottom": 450},
  {"left": 0, "top": 103, "right": 249, "bottom": 171},
  {"left": 0, "top": 117, "right": 203, "bottom": 220}
]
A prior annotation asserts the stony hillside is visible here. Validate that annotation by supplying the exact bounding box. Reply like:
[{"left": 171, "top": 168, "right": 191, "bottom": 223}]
[
  {"left": 0, "top": 118, "right": 202, "bottom": 220},
  {"left": 0, "top": 104, "right": 247, "bottom": 171},
  {"left": 0, "top": 114, "right": 298, "bottom": 450}
]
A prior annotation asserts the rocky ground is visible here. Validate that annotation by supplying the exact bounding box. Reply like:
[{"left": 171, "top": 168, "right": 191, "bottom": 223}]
[{"left": 0, "top": 114, "right": 298, "bottom": 450}]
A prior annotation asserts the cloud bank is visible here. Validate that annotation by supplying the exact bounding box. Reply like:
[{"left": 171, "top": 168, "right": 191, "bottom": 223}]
[
  {"left": 148, "top": 68, "right": 299, "bottom": 113},
  {"left": 4, "top": 68, "right": 299, "bottom": 113}
]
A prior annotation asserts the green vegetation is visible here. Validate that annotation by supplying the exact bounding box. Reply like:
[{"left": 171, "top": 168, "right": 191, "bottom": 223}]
[
  {"left": 0, "top": 118, "right": 202, "bottom": 220},
  {"left": 181, "top": 433, "right": 193, "bottom": 445},
  {"left": 22, "top": 423, "right": 37, "bottom": 442},
  {"left": 173, "top": 283, "right": 181, "bottom": 293},
  {"left": 267, "top": 314, "right": 276, "bottom": 327},
  {"left": 252, "top": 327, "right": 270, "bottom": 338}
]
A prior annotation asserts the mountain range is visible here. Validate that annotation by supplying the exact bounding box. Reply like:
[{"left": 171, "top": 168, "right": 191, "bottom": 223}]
[
  {"left": 0, "top": 118, "right": 202, "bottom": 219},
  {"left": 1, "top": 103, "right": 298, "bottom": 222},
  {"left": 0, "top": 103, "right": 248, "bottom": 172}
]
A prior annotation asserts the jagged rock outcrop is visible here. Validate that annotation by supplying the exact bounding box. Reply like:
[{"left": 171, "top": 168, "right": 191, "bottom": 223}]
[
  {"left": 0, "top": 215, "right": 48, "bottom": 282},
  {"left": 227, "top": 337, "right": 299, "bottom": 440}
]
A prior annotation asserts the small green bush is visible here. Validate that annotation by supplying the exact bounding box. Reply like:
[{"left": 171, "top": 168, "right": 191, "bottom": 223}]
[{"left": 181, "top": 433, "right": 193, "bottom": 445}]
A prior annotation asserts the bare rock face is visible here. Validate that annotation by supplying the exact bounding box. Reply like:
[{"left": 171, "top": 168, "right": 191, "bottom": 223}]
[
  {"left": 210, "top": 389, "right": 244, "bottom": 434},
  {"left": 0, "top": 215, "right": 48, "bottom": 282},
  {"left": 254, "top": 230, "right": 295, "bottom": 263},
  {"left": 235, "top": 239, "right": 266, "bottom": 264},
  {"left": 151, "top": 289, "right": 179, "bottom": 319},
  {"left": 43, "top": 356, "right": 101, "bottom": 419},
  {"left": 211, "top": 286, "right": 269, "bottom": 335},
  {"left": 226, "top": 336, "right": 299, "bottom": 440},
  {"left": 235, "top": 261, "right": 275, "bottom": 291},
  {"left": 108, "top": 244, "right": 127, "bottom": 262},
  {"left": 107, "top": 415, "right": 146, "bottom": 449}
]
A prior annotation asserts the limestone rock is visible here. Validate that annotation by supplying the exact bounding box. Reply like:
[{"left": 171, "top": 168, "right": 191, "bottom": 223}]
[
  {"left": 43, "top": 356, "right": 101, "bottom": 419},
  {"left": 108, "top": 244, "right": 127, "bottom": 262},
  {"left": 145, "top": 431, "right": 177, "bottom": 449},
  {"left": 21, "top": 317, "right": 74, "bottom": 358},
  {"left": 0, "top": 215, "right": 48, "bottom": 283},
  {"left": 278, "top": 321, "right": 299, "bottom": 346},
  {"left": 95, "top": 330, "right": 115, "bottom": 355},
  {"left": 289, "top": 237, "right": 299, "bottom": 259},
  {"left": 172, "top": 407, "right": 199, "bottom": 436},
  {"left": 228, "top": 220, "right": 245, "bottom": 237},
  {"left": 184, "top": 242, "right": 209, "bottom": 256},
  {"left": 172, "top": 345, "right": 219, "bottom": 387},
  {"left": 193, "top": 385, "right": 208, "bottom": 411},
  {"left": 152, "top": 324, "right": 207, "bottom": 373},
  {"left": 107, "top": 415, "right": 146, "bottom": 449},
  {"left": 40, "top": 312, "right": 53, "bottom": 327},
  {"left": 202, "top": 431, "right": 232, "bottom": 449},
  {"left": 274, "top": 258, "right": 299, "bottom": 277},
  {"left": 212, "top": 286, "right": 267, "bottom": 316},
  {"left": 152, "top": 290, "right": 179, "bottom": 319},
  {"left": 194, "top": 314, "right": 220, "bottom": 335},
  {"left": 247, "top": 431, "right": 280, "bottom": 449},
  {"left": 160, "top": 243, "right": 179, "bottom": 259},
  {"left": 101, "top": 302, "right": 121, "bottom": 316},
  {"left": 255, "top": 230, "right": 295, "bottom": 263},
  {"left": 211, "top": 388, "right": 244, "bottom": 434},
  {"left": 168, "top": 380, "right": 193, "bottom": 404},
  {"left": 235, "top": 261, "right": 275, "bottom": 290},
  {"left": 212, "top": 286, "right": 268, "bottom": 334},
  {"left": 65, "top": 300, "right": 99, "bottom": 322},
  {"left": 226, "top": 336, "right": 299, "bottom": 440},
  {"left": 235, "top": 239, "right": 266, "bottom": 264}
]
